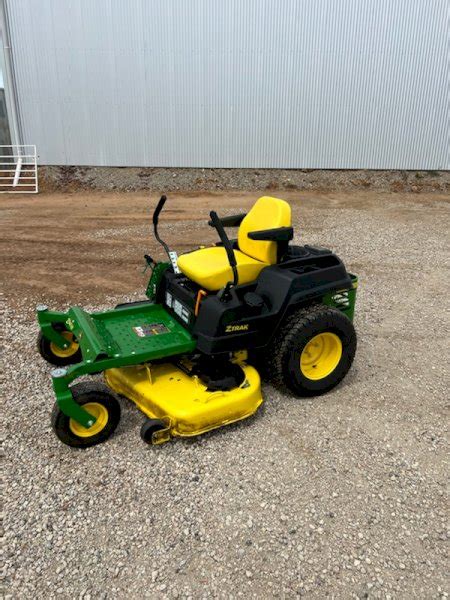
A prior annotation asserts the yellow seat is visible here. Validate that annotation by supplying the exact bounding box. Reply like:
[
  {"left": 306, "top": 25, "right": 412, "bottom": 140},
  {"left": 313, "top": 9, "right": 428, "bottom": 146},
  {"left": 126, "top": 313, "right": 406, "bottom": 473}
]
[
  {"left": 177, "top": 196, "right": 291, "bottom": 291},
  {"left": 177, "top": 246, "right": 268, "bottom": 291}
]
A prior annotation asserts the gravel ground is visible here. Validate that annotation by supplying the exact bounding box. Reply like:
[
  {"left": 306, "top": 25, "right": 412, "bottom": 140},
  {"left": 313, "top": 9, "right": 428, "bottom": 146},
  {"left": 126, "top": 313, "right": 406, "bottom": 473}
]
[
  {"left": 40, "top": 165, "right": 450, "bottom": 195},
  {"left": 2, "top": 190, "right": 449, "bottom": 599}
]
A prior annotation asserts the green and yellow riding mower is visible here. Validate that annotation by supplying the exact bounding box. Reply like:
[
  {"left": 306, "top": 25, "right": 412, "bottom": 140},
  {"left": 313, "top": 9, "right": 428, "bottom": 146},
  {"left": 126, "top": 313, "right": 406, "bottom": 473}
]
[{"left": 36, "top": 195, "right": 358, "bottom": 448}]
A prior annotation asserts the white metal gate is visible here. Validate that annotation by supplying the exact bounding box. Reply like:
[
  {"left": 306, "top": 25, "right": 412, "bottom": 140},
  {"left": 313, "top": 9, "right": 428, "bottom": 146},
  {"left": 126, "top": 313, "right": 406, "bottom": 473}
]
[{"left": 0, "top": 145, "right": 38, "bottom": 193}]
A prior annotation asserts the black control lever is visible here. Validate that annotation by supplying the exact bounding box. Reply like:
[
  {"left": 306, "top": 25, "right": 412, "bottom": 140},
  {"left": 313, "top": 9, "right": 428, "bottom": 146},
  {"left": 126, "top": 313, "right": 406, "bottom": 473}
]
[
  {"left": 151, "top": 194, "right": 180, "bottom": 273},
  {"left": 209, "top": 210, "right": 238, "bottom": 287},
  {"left": 153, "top": 195, "right": 169, "bottom": 256},
  {"left": 153, "top": 194, "right": 167, "bottom": 225}
]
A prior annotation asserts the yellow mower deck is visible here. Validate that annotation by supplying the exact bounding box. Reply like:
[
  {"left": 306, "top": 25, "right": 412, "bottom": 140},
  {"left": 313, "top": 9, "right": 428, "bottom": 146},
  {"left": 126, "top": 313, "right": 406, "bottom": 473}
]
[{"left": 104, "top": 361, "right": 262, "bottom": 442}]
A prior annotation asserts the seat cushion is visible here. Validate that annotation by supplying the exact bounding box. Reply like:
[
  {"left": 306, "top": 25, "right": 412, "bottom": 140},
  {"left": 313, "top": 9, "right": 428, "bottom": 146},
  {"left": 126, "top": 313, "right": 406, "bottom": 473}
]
[{"left": 177, "top": 246, "right": 268, "bottom": 291}]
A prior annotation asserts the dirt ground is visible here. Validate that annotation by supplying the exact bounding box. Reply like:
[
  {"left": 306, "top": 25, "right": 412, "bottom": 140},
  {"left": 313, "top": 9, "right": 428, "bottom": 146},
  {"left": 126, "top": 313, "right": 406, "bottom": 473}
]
[{"left": 2, "top": 190, "right": 449, "bottom": 598}]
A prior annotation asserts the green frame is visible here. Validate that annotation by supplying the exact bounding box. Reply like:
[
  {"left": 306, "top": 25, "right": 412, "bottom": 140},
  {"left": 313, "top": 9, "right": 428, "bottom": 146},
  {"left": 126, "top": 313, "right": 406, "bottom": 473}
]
[
  {"left": 38, "top": 300, "right": 195, "bottom": 429},
  {"left": 322, "top": 274, "right": 358, "bottom": 321},
  {"left": 145, "top": 261, "right": 170, "bottom": 300},
  {"left": 37, "top": 305, "right": 74, "bottom": 349}
]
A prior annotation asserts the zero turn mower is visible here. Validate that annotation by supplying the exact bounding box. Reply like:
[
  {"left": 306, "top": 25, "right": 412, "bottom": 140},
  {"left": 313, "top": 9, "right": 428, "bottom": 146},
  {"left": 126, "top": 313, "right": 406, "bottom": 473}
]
[{"left": 36, "top": 195, "right": 358, "bottom": 448}]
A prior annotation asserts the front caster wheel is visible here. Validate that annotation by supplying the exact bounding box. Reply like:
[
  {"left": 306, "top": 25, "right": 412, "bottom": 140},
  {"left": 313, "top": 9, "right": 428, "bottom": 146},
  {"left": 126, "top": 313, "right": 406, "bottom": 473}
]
[
  {"left": 140, "top": 419, "right": 167, "bottom": 445},
  {"left": 38, "top": 324, "right": 82, "bottom": 366},
  {"left": 51, "top": 382, "right": 121, "bottom": 448}
]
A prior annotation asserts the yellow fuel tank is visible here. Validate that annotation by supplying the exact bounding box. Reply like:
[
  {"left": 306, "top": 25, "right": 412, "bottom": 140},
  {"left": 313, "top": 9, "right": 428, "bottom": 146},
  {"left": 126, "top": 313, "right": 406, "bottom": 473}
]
[{"left": 104, "top": 361, "right": 262, "bottom": 439}]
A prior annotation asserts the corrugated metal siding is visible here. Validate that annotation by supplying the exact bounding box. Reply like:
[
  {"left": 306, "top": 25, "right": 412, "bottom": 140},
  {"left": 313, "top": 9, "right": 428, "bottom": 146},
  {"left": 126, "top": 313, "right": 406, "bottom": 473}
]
[{"left": 5, "top": 0, "right": 449, "bottom": 169}]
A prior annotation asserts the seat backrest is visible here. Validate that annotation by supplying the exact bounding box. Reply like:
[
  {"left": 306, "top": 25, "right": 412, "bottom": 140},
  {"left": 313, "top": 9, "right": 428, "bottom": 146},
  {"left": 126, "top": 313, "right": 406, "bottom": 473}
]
[{"left": 238, "top": 196, "right": 291, "bottom": 264}]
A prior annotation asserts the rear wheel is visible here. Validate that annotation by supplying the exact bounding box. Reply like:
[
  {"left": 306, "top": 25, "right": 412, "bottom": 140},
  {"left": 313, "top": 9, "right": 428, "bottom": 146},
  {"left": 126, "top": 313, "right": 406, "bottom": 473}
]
[
  {"left": 262, "top": 305, "right": 356, "bottom": 396},
  {"left": 51, "top": 382, "right": 121, "bottom": 448},
  {"left": 38, "top": 324, "right": 82, "bottom": 366}
]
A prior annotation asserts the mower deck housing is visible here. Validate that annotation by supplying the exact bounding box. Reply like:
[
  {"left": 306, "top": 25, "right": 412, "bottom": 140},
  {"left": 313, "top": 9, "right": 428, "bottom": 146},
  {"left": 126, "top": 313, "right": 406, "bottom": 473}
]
[{"left": 105, "top": 360, "right": 262, "bottom": 440}]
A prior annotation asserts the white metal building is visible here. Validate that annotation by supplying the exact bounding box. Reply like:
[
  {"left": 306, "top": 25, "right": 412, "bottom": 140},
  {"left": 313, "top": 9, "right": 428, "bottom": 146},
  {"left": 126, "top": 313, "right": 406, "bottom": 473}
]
[{"left": 1, "top": 0, "right": 448, "bottom": 169}]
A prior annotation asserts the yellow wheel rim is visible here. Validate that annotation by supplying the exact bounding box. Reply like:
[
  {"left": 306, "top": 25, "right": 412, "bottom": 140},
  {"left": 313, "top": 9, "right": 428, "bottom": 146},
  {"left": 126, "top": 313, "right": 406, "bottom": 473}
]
[
  {"left": 50, "top": 331, "right": 79, "bottom": 359},
  {"left": 69, "top": 402, "right": 109, "bottom": 438},
  {"left": 300, "top": 332, "right": 343, "bottom": 380}
]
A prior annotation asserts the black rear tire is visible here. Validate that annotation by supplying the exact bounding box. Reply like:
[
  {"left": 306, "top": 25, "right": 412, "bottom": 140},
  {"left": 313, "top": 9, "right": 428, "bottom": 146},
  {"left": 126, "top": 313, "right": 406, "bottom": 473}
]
[
  {"left": 51, "top": 382, "right": 121, "bottom": 448},
  {"left": 261, "top": 305, "right": 357, "bottom": 396}
]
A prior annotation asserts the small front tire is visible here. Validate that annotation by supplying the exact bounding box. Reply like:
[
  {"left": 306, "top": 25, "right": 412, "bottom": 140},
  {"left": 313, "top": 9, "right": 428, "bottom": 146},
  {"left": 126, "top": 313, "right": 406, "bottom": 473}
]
[
  {"left": 38, "top": 324, "right": 82, "bottom": 366},
  {"left": 140, "top": 419, "right": 167, "bottom": 445},
  {"left": 51, "top": 382, "right": 121, "bottom": 448}
]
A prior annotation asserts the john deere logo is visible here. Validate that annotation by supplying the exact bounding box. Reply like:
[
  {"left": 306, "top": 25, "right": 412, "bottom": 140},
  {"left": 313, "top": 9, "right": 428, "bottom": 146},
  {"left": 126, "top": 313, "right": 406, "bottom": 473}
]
[{"left": 225, "top": 324, "right": 249, "bottom": 333}]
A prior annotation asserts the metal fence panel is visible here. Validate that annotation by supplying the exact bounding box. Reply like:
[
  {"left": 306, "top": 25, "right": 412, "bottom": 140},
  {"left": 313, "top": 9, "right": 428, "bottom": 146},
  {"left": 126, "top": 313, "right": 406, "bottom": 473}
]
[{"left": 0, "top": 144, "right": 38, "bottom": 192}]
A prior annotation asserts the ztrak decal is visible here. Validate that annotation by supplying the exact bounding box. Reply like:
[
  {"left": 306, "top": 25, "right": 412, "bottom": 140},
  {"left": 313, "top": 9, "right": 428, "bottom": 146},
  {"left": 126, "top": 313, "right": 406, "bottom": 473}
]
[{"left": 225, "top": 324, "right": 249, "bottom": 333}]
